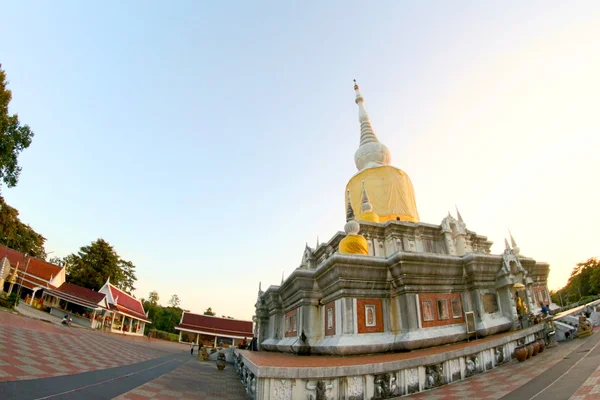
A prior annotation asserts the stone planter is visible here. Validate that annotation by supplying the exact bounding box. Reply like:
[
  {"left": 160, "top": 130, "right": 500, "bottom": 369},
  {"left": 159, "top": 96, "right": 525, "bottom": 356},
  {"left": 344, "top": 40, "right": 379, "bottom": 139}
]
[
  {"left": 216, "top": 352, "right": 227, "bottom": 371},
  {"left": 514, "top": 346, "right": 528, "bottom": 362},
  {"left": 526, "top": 344, "right": 534, "bottom": 359},
  {"left": 532, "top": 341, "right": 540, "bottom": 356}
]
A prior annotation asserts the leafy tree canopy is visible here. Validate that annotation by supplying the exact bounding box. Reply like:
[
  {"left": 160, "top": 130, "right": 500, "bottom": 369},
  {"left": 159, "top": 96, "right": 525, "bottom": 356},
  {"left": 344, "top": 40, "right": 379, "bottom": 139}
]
[
  {"left": 0, "top": 64, "right": 34, "bottom": 190},
  {"left": 203, "top": 307, "right": 215, "bottom": 316},
  {"left": 551, "top": 257, "right": 600, "bottom": 305},
  {"left": 148, "top": 290, "right": 159, "bottom": 306},
  {"left": 0, "top": 195, "right": 46, "bottom": 259},
  {"left": 168, "top": 294, "right": 181, "bottom": 308},
  {"left": 64, "top": 238, "right": 137, "bottom": 294},
  {"left": 142, "top": 291, "right": 187, "bottom": 334}
]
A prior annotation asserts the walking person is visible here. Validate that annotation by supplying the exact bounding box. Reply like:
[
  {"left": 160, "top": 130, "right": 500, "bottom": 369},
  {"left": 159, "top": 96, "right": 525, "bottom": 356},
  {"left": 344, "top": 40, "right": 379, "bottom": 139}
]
[{"left": 190, "top": 341, "right": 195, "bottom": 355}]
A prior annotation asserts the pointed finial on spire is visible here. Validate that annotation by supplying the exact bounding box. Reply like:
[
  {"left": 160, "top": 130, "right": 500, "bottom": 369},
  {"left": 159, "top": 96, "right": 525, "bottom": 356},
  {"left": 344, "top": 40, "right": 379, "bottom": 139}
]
[
  {"left": 509, "top": 230, "right": 520, "bottom": 256},
  {"left": 504, "top": 238, "right": 511, "bottom": 251},
  {"left": 361, "top": 181, "right": 373, "bottom": 213},
  {"left": 259, "top": 282, "right": 262, "bottom": 292},
  {"left": 316, "top": 236, "right": 320, "bottom": 248},
  {"left": 352, "top": 81, "right": 391, "bottom": 170},
  {"left": 509, "top": 230, "right": 517, "bottom": 248},
  {"left": 346, "top": 189, "right": 355, "bottom": 222},
  {"left": 281, "top": 271, "right": 284, "bottom": 285},
  {"left": 455, "top": 205, "right": 464, "bottom": 223}
]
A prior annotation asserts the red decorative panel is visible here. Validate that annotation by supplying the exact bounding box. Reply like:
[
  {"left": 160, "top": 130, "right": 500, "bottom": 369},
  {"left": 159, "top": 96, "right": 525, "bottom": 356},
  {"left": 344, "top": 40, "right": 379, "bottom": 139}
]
[
  {"left": 357, "top": 299, "right": 384, "bottom": 333},
  {"left": 324, "top": 302, "right": 336, "bottom": 336},
  {"left": 284, "top": 308, "right": 298, "bottom": 337},
  {"left": 419, "top": 293, "right": 465, "bottom": 328}
]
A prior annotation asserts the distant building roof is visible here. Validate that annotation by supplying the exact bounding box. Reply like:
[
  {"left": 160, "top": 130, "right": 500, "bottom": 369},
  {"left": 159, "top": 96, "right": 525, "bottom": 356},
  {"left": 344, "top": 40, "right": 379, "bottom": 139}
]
[
  {"left": 175, "top": 312, "right": 253, "bottom": 339},
  {"left": 45, "top": 282, "right": 107, "bottom": 310},
  {"left": 0, "top": 245, "right": 65, "bottom": 289},
  {"left": 98, "top": 281, "right": 151, "bottom": 323}
]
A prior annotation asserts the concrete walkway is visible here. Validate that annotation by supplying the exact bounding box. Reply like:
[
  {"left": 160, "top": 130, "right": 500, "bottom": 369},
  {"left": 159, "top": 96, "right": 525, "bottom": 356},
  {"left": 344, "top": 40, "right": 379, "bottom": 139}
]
[{"left": 0, "top": 353, "right": 187, "bottom": 400}]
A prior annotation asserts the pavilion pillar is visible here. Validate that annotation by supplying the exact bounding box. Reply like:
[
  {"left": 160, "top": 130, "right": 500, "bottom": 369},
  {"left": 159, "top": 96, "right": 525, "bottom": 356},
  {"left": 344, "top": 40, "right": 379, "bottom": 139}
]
[
  {"left": 196, "top": 333, "right": 199, "bottom": 345},
  {"left": 29, "top": 289, "right": 39, "bottom": 305},
  {"left": 232, "top": 338, "right": 236, "bottom": 347},
  {"left": 214, "top": 336, "right": 218, "bottom": 348},
  {"left": 91, "top": 310, "right": 97, "bottom": 329},
  {"left": 111, "top": 313, "right": 116, "bottom": 331},
  {"left": 129, "top": 318, "right": 133, "bottom": 334}
]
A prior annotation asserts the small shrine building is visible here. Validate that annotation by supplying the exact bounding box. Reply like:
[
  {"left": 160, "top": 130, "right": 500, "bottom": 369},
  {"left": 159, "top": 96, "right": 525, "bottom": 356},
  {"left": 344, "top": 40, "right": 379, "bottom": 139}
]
[
  {"left": 98, "top": 279, "right": 151, "bottom": 336},
  {"left": 175, "top": 312, "right": 253, "bottom": 347},
  {"left": 0, "top": 244, "right": 65, "bottom": 306}
]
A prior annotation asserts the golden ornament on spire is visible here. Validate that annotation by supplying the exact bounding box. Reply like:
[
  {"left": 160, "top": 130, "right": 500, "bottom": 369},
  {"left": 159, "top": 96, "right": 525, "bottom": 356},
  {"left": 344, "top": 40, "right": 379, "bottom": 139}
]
[{"left": 339, "top": 190, "right": 369, "bottom": 255}]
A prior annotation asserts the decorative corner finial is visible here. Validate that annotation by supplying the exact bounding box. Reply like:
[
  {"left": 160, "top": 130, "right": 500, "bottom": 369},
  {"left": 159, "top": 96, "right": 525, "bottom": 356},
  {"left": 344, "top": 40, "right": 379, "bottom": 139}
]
[
  {"left": 346, "top": 189, "right": 355, "bottom": 222},
  {"left": 361, "top": 181, "right": 372, "bottom": 212},
  {"left": 509, "top": 230, "right": 518, "bottom": 248},
  {"left": 455, "top": 205, "right": 464, "bottom": 223},
  {"left": 504, "top": 238, "right": 511, "bottom": 251},
  {"left": 509, "top": 229, "right": 520, "bottom": 256}
]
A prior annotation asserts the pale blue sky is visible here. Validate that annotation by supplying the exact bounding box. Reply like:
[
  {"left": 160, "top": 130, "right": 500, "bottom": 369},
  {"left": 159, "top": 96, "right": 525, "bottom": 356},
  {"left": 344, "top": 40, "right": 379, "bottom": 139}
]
[{"left": 2, "top": 2, "right": 599, "bottom": 319}]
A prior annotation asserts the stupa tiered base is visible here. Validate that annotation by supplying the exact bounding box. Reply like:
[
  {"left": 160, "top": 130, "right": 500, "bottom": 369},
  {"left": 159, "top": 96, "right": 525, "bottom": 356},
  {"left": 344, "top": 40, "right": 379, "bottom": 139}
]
[{"left": 234, "top": 325, "right": 543, "bottom": 400}]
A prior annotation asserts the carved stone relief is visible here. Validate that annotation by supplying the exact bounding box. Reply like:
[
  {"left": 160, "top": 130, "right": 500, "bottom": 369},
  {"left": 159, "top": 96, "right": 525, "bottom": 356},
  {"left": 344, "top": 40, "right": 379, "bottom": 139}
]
[
  {"left": 406, "top": 368, "right": 419, "bottom": 394},
  {"left": 495, "top": 346, "right": 505, "bottom": 365},
  {"left": 424, "top": 364, "right": 444, "bottom": 389},
  {"left": 465, "top": 355, "right": 480, "bottom": 377},
  {"left": 273, "top": 379, "right": 293, "bottom": 400},
  {"left": 346, "top": 376, "right": 364, "bottom": 400},
  {"left": 450, "top": 359, "right": 461, "bottom": 382},
  {"left": 306, "top": 380, "right": 333, "bottom": 400},
  {"left": 371, "top": 373, "right": 399, "bottom": 399}
]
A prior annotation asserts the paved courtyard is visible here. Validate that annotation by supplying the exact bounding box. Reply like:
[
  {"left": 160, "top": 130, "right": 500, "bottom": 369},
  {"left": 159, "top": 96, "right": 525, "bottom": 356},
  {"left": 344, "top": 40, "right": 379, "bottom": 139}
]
[{"left": 2, "top": 307, "right": 600, "bottom": 399}]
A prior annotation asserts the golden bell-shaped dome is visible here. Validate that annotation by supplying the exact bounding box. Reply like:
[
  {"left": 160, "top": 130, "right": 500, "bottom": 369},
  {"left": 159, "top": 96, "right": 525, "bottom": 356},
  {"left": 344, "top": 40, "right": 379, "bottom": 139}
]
[
  {"left": 347, "top": 166, "right": 419, "bottom": 223},
  {"left": 339, "top": 234, "right": 369, "bottom": 255}
]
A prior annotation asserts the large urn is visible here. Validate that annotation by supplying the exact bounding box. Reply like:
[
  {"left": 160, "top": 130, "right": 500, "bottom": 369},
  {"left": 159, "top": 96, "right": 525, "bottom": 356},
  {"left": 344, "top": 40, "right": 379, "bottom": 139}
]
[
  {"left": 537, "top": 339, "right": 545, "bottom": 353},
  {"left": 514, "top": 346, "right": 528, "bottom": 362},
  {"left": 532, "top": 341, "right": 540, "bottom": 356},
  {"left": 526, "top": 344, "right": 534, "bottom": 359}
]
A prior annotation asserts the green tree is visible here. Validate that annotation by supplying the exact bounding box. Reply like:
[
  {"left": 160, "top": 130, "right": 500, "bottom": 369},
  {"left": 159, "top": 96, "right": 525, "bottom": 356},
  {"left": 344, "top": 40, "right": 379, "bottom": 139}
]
[
  {"left": 65, "top": 238, "right": 137, "bottom": 292},
  {"left": 0, "top": 196, "right": 46, "bottom": 258},
  {"left": 168, "top": 294, "right": 181, "bottom": 308},
  {"left": 203, "top": 307, "right": 215, "bottom": 316},
  {"left": 148, "top": 290, "right": 159, "bottom": 306},
  {"left": 0, "top": 65, "right": 34, "bottom": 191}
]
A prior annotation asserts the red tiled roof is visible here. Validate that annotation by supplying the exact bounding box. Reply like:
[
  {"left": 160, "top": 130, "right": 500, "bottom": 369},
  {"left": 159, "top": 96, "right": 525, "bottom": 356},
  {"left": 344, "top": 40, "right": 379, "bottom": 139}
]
[
  {"left": 17, "top": 274, "right": 57, "bottom": 290},
  {"left": 109, "top": 285, "right": 147, "bottom": 319},
  {"left": 56, "top": 282, "right": 106, "bottom": 304},
  {"left": 0, "top": 244, "right": 63, "bottom": 282},
  {"left": 109, "top": 304, "right": 151, "bottom": 323},
  {"left": 176, "top": 313, "right": 253, "bottom": 338}
]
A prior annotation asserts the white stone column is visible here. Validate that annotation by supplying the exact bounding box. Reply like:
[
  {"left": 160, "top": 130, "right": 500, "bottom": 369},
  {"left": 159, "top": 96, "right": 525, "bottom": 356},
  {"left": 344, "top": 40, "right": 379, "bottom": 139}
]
[
  {"left": 129, "top": 318, "right": 133, "bottom": 334},
  {"left": 111, "top": 313, "right": 116, "bottom": 331},
  {"left": 214, "top": 336, "right": 218, "bottom": 347},
  {"left": 91, "top": 310, "right": 97, "bottom": 329},
  {"left": 196, "top": 333, "right": 199, "bottom": 345},
  {"left": 30, "top": 289, "right": 39, "bottom": 305}
]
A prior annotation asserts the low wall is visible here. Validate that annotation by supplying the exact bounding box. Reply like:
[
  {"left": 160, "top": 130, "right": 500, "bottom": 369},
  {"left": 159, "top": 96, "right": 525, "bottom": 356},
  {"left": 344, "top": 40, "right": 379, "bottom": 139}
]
[{"left": 234, "top": 325, "right": 543, "bottom": 400}]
